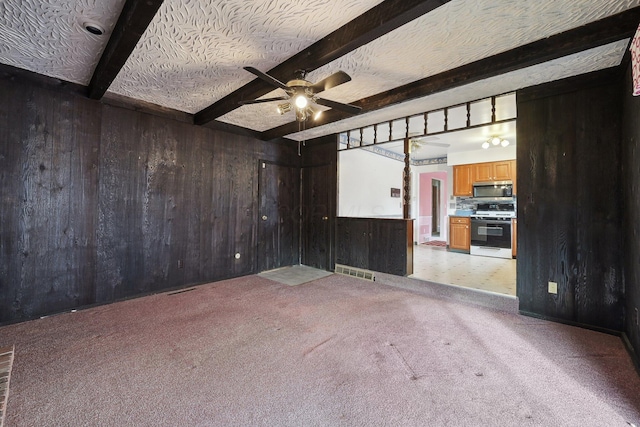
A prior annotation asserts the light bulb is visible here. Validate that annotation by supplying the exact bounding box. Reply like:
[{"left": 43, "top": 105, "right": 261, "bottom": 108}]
[
  {"left": 482, "top": 141, "right": 490, "bottom": 149},
  {"left": 491, "top": 137, "right": 501, "bottom": 145},
  {"left": 501, "top": 139, "right": 510, "bottom": 147},
  {"left": 313, "top": 109, "right": 323, "bottom": 121},
  {"left": 295, "top": 95, "right": 308, "bottom": 109}
]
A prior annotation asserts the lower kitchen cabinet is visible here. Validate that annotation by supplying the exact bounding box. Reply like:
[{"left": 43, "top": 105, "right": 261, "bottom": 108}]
[{"left": 449, "top": 216, "right": 470, "bottom": 253}]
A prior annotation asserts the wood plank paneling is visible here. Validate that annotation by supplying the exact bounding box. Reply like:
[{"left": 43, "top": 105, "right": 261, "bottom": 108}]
[
  {"left": 0, "top": 78, "right": 24, "bottom": 319},
  {"left": 301, "top": 164, "right": 331, "bottom": 270},
  {"left": 0, "top": 80, "right": 101, "bottom": 320},
  {"left": 0, "top": 79, "right": 299, "bottom": 323},
  {"left": 258, "top": 161, "right": 300, "bottom": 271},
  {"left": 336, "top": 217, "right": 413, "bottom": 276},
  {"left": 516, "top": 71, "right": 623, "bottom": 331},
  {"left": 622, "top": 64, "right": 640, "bottom": 366},
  {"left": 301, "top": 136, "right": 337, "bottom": 271}
]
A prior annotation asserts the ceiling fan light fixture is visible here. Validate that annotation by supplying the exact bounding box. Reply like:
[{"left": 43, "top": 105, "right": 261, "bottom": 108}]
[
  {"left": 277, "top": 103, "right": 291, "bottom": 115},
  {"left": 482, "top": 136, "right": 511, "bottom": 149}
]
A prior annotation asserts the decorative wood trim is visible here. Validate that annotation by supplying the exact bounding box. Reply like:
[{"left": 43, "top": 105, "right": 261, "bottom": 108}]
[
  {"left": 194, "top": 0, "right": 452, "bottom": 125},
  {"left": 88, "top": 0, "right": 164, "bottom": 100},
  {"left": 403, "top": 138, "right": 411, "bottom": 219}
]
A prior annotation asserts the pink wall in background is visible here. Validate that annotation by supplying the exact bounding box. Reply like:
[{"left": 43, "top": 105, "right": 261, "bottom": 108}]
[{"left": 418, "top": 171, "right": 447, "bottom": 241}]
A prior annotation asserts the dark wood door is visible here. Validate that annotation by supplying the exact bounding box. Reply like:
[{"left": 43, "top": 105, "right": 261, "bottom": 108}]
[
  {"left": 258, "top": 161, "right": 300, "bottom": 272},
  {"left": 301, "top": 164, "right": 332, "bottom": 270}
]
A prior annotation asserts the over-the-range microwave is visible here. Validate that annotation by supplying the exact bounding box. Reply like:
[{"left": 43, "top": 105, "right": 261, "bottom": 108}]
[{"left": 473, "top": 181, "right": 513, "bottom": 198}]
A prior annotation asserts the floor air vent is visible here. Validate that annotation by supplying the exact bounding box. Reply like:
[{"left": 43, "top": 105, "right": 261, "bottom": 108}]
[{"left": 335, "top": 264, "right": 375, "bottom": 281}]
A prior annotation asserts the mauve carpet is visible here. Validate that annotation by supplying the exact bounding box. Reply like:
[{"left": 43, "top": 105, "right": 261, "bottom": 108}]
[{"left": 1, "top": 274, "right": 639, "bottom": 426}]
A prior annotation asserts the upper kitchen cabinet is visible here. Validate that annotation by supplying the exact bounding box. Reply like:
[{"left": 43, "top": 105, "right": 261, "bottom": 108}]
[
  {"left": 453, "top": 164, "right": 473, "bottom": 196},
  {"left": 453, "top": 160, "right": 517, "bottom": 196},
  {"left": 474, "top": 160, "right": 513, "bottom": 182}
]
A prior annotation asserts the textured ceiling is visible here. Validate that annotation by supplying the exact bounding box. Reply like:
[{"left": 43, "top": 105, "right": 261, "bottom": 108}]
[
  {"left": 291, "top": 39, "right": 630, "bottom": 142},
  {"left": 0, "top": 0, "right": 126, "bottom": 84},
  {"left": 0, "top": 0, "right": 638, "bottom": 141},
  {"left": 217, "top": 0, "right": 640, "bottom": 133},
  {"left": 107, "top": 0, "right": 384, "bottom": 114}
]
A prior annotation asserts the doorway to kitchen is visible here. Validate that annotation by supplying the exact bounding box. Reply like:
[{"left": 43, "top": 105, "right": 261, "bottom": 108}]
[{"left": 336, "top": 92, "right": 518, "bottom": 297}]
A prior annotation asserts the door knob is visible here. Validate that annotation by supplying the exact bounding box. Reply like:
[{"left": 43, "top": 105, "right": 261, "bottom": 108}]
[
  {"left": 262, "top": 215, "right": 267, "bottom": 221},
  {"left": 322, "top": 216, "right": 328, "bottom": 220}
]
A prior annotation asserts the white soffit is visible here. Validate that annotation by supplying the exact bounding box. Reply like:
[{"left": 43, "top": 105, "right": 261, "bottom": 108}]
[
  {"left": 286, "top": 39, "right": 630, "bottom": 142},
  {"left": 107, "top": 0, "right": 384, "bottom": 114}
]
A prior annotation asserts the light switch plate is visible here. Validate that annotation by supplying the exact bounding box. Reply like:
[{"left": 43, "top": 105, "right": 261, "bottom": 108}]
[{"left": 548, "top": 281, "right": 558, "bottom": 294}]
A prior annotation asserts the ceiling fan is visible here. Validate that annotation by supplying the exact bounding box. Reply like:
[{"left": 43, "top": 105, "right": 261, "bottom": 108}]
[
  {"left": 239, "top": 67, "right": 361, "bottom": 122},
  {"left": 409, "top": 136, "right": 450, "bottom": 152}
]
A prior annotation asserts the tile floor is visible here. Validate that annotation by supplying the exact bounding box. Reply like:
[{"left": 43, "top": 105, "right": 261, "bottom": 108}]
[{"left": 411, "top": 244, "right": 517, "bottom": 296}]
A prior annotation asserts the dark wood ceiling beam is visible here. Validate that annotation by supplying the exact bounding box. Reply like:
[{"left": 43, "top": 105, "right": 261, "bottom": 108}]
[
  {"left": 261, "top": 6, "right": 640, "bottom": 140},
  {"left": 193, "top": 0, "right": 451, "bottom": 125},
  {"left": 88, "top": 0, "right": 164, "bottom": 100}
]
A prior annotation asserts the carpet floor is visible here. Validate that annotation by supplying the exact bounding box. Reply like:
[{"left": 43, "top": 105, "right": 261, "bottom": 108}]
[{"left": 0, "top": 274, "right": 639, "bottom": 426}]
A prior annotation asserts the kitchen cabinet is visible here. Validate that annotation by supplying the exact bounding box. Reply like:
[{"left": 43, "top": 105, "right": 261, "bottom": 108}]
[
  {"left": 449, "top": 216, "right": 470, "bottom": 253},
  {"left": 474, "top": 160, "right": 513, "bottom": 182},
  {"left": 453, "top": 160, "right": 517, "bottom": 196},
  {"left": 453, "top": 164, "right": 473, "bottom": 196}
]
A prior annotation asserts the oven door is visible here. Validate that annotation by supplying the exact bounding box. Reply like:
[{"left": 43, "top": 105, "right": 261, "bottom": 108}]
[{"left": 471, "top": 219, "right": 511, "bottom": 249}]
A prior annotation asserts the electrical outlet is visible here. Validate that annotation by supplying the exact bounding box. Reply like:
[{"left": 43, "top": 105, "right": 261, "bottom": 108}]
[{"left": 548, "top": 281, "right": 558, "bottom": 294}]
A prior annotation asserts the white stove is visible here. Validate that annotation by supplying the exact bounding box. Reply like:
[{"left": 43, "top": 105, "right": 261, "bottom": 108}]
[
  {"left": 470, "top": 203, "right": 515, "bottom": 259},
  {"left": 471, "top": 203, "right": 516, "bottom": 220}
]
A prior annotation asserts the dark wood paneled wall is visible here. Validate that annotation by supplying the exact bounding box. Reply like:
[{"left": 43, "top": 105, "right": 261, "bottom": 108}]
[
  {"left": 0, "top": 78, "right": 299, "bottom": 323},
  {"left": 622, "top": 64, "right": 640, "bottom": 364},
  {"left": 0, "top": 77, "right": 102, "bottom": 319},
  {"left": 301, "top": 136, "right": 337, "bottom": 271},
  {"left": 336, "top": 217, "right": 413, "bottom": 276},
  {"left": 516, "top": 71, "right": 624, "bottom": 332}
]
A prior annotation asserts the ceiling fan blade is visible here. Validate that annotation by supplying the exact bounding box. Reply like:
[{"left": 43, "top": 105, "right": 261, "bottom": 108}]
[
  {"left": 238, "top": 96, "right": 289, "bottom": 105},
  {"left": 424, "top": 141, "right": 451, "bottom": 148},
  {"left": 315, "top": 97, "right": 361, "bottom": 115},
  {"left": 412, "top": 138, "right": 450, "bottom": 148},
  {"left": 243, "top": 66, "right": 290, "bottom": 91},
  {"left": 310, "top": 71, "right": 352, "bottom": 93}
]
